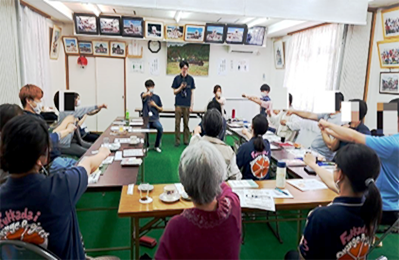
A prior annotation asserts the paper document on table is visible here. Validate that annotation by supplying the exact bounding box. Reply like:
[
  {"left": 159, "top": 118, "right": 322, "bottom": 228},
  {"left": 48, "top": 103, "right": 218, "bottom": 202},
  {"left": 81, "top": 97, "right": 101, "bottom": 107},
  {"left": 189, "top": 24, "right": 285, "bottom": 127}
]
[
  {"left": 88, "top": 169, "right": 101, "bottom": 184},
  {"left": 113, "top": 121, "right": 125, "bottom": 125},
  {"left": 287, "top": 179, "right": 328, "bottom": 191},
  {"left": 128, "top": 128, "right": 153, "bottom": 133},
  {"left": 115, "top": 151, "right": 123, "bottom": 161},
  {"left": 228, "top": 180, "right": 259, "bottom": 189},
  {"left": 287, "top": 149, "right": 321, "bottom": 159},
  {"left": 115, "top": 138, "right": 130, "bottom": 144},
  {"left": 270, "top": 144, "right": 280, "bottom": 150},
  {"left": 127, "top": 184, "right": 135, "bottom": 195},
  {"left": 262, "top": 189, "right": 294, "bottom": 199},
  {"left": 263, "top": 134, "right": 280, "bottom": 142},
  {"left": 233, "top": 189, "right": 275, "bottom": 211},
  {"left": 130, "top": 122, "right": 143, "bottom": 126},
  {"left": 111, "top": 126, "right": 131, "bottom": 131},
  {"left": 102, "top": 156, "right": 114, "bottom": 165},
  {"left": 123, "top": 149, "right": 144, "bottom": 157}
]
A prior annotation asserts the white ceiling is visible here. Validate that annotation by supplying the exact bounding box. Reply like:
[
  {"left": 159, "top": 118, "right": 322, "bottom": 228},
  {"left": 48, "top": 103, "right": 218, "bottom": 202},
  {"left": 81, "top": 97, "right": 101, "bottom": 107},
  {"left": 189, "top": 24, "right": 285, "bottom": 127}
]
[
  {"left": 368, "top": 0, "right": 399, "bottom": 8},
  {"left": 61, "top": 2, "right": 280, "bottom": 26}
]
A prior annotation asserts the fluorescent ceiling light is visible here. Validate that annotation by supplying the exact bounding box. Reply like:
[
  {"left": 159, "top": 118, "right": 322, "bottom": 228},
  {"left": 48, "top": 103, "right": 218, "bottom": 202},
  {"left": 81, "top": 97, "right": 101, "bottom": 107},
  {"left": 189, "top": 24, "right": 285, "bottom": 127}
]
[
  {"left": 175, "top": 10, "right": 182, "bottom": 23},
  {"left": 240, "top": 17, "right": 255, "bottom": 24},
  {"left": 247, "top": 17, "right": 268, "bottom": 28},
  {"left": 84, "top": 3, "right": 101, "bottom": 16}
]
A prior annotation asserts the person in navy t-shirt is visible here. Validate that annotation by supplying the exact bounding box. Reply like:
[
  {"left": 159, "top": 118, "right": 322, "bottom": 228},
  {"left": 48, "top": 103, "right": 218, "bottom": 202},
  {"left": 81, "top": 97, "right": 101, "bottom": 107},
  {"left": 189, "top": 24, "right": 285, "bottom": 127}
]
[
  {"left": 0, "top": 115, "right": 111, "bottom": 260},
  {"left": 141, "top": 79, "right": 163, "bottom": 152},
  {"left": 286, "top": 144, "right": 382, "bottom": 259},
  {"left": 236, "top": 114, "right": 271, "bottom": 180},
  {"left": 318, "top": 98, "right": 399, "bottom": 228}
]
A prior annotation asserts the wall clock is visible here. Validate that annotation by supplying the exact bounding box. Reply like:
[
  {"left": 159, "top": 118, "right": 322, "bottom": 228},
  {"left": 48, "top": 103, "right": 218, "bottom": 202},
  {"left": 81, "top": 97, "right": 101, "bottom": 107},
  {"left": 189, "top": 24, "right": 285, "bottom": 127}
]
[{"left": 148, "top": 40, "right": 161, "bottom": 53}]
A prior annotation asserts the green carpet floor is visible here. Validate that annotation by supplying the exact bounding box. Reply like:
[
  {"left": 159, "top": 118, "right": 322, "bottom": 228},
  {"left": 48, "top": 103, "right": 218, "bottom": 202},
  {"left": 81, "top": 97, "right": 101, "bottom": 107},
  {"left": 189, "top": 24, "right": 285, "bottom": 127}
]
[{"left": 77, "top": 134, "right": 399, "bottom": 259}]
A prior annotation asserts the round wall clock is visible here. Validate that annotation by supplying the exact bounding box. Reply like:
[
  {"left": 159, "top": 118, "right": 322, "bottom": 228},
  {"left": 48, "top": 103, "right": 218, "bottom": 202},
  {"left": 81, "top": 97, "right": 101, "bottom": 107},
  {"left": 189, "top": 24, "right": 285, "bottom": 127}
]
[{"left": 148, "top": 40, "right": 161, "bottom": 53}]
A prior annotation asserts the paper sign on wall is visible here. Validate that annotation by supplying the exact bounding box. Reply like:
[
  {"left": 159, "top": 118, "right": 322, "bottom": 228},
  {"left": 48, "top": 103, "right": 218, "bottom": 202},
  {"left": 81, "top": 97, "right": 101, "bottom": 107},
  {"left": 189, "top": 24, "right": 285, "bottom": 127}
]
[
  {"left": 218, "top": 58, "right": 227, "bottom": 76},
  {"left": 235, "top": 59, "right": 249, "bottom": 72},
  {"left": 149, "top": 58, "right": 160, "bottom": 75},
  {"left": 130, "top": 59, "right": 144, "bottom": 73}
]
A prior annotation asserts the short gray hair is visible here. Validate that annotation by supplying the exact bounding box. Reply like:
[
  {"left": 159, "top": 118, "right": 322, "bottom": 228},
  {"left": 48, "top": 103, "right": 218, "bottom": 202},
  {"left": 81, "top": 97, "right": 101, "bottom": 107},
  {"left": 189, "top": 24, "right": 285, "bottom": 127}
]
[{"left": 179, "top": 140, "right": 226, "bottom": 205}]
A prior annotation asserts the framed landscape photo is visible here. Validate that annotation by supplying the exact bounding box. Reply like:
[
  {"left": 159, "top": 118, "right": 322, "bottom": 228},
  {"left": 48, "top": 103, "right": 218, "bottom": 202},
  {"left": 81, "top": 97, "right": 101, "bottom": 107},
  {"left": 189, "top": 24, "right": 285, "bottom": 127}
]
[
  {"left": 245, "top": 26, "right": 266, "bottom": 46},
  {"left": 50, "top": 25, "right": 62, "bottom": 60},
  {"left": 377, "top": 40, "right": 399, "bottom": 68},
  {"left": 380, "top": 72, "right": 399, "bottom": 95},
  {"left": 184, "top": 24, "right": 205, "bottom": 42},
  {"left": 99, "top": 16, "right": 121, "bottom": 35},
  {"left": 121, "top": 17, "right": 143, "bottom": 38},
  {"left": 78, "top": 41, "right": 93, "bottom": 55},
  {"left": 145, "top": 21, "right": 164, "bottom": 40},
  {"left": 63, "top": 37, "right": 79, "bottom": 55},
  {"left": 93, "top": 41, "right": 109, "bottom": 56},
  {"left": 110, "top": 41, "right": 126, "bottom": 57},
  {"left": 165, "top": 24, "right": 184, "bottom": 42},
  {"left": 274, "top": 40, "right": 285, "bottom": 69},
  {"left": 74, "top": 13, "right": 98, "bottom": 35},
  {"left": 381, "top": 6, "right": 399, "bottom": 39},
  {"left": 225, "top": 24, "right": 247, "bottom": 44},
  {"left": 205, "top": 23, "right": 226, "bottom": 44}
]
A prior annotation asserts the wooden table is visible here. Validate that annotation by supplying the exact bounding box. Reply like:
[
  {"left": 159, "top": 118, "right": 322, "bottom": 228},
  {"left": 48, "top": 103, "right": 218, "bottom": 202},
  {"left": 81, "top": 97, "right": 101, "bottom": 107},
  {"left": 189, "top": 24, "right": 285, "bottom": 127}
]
[
  {"left": 135, "top": 108, "right": 205, "bottom": 119},
  {"left": 118, "top": 180, "right": 337, "bottom": 259},
  {"left": 83, "top": 117, "right": 147, "bottom": 191},
  {"left": 226, "top": 124, "right": 319, "bottom": 180}
]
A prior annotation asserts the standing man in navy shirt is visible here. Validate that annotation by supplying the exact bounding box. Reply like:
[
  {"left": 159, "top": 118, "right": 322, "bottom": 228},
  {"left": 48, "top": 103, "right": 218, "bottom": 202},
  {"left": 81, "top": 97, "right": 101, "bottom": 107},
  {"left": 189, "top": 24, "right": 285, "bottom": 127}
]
[
  {"left": 141, "top": 79, "right": 163, "bottom": 153},
  {"left": 171, "top": 61, "right": 196, "bottom": 146}
]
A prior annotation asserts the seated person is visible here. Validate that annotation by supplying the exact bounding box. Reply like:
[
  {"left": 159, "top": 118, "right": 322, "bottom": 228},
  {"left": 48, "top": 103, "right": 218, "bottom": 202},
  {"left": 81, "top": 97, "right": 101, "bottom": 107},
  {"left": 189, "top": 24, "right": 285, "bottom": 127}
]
[
  {"left": 191, "top": 109, "right": 241, "bottom": 180},
  {"left": 209, "top": 85, "right": 226, "bottom": 118},
  {"left": 237, "top": 114, "right": 271, "bottom": 180},
  {"left": 195, "top": 101, "right": 227, "bottom": 141},
  {"left": 75, "top": 93, "right": 101, "bottom": 143},
  {"left": 242, "top": 84, "right": 272, "bottom": 115},
  {"left": 318, "top": 98, "right": 399, "bottom": 229},
  {"left": 155, "top": 140, "right": 241, "bottom": 259},
  {"left": 0, "top": 115, "right": 113, "bottom": 259},
  {"left": 54, "top": 91, "right": 107, "bottom": 157},
  {"left": 287, "top": 92, "right": 345, "bottom": 161},
  {"left": 326, "top": 99, "right": 370, "bottom": 152},
  {"left": 141, "top": 79, "right": 163, "bottom": 152},
  {"left": 0, "top": 103, "right": 77, "bottom": 179},
  {"left": 268, "top": 93, "right": 299, "bottom": 141},
  {"left": 291, "top": 144, "right": 382, "bottom": 259}
]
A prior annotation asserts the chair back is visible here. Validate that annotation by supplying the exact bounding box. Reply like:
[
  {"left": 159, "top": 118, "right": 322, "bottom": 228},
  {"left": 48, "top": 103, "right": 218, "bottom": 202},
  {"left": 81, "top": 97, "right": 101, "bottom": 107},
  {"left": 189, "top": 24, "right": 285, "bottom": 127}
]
[{"left": 0, "top": 240, "right": 59, "bottom": 260}]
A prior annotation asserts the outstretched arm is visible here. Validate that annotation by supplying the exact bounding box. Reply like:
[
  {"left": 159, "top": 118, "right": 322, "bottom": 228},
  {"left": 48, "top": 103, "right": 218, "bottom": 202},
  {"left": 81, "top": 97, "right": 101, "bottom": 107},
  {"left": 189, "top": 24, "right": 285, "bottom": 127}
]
[
  {"left": 303, "top": 153, "right": 338, "bottom": 194},
  {"left": 286, "top": 109, "right": 318, "bottom": 121},
  {"left": 319, "top": 119, "right": 366, "bottom": 144}
]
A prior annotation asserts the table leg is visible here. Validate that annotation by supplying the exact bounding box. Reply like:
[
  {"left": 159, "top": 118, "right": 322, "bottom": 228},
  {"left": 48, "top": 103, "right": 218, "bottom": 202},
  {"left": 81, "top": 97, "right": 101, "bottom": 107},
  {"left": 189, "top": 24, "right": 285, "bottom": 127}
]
[
  {"left": 130, "top": 217, "right": 134, "bottom": 260},
  {"left": 141, "top": 158, "right": 145, "bottom": 183},
  {"left": 296, "top": 210, "right": 302, "bottom": 243},
  {"left": 134, "top": 217, "right": 140, "bottom": 259}
]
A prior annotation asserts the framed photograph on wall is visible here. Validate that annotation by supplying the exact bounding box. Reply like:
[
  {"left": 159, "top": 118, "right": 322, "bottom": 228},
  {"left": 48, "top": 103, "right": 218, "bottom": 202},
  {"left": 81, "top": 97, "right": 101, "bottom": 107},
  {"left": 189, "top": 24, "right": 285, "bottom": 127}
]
[
  {"left": 165, "top": 24, "right": 184, "bottom": 41},
  {"left": 381, "top": 6, "right": 399, "bottom": 39},
  {"left": 93, "top": 41, "right": 109, "bottom": 56},
  {"left": 225, "top": 24, "right": 247, "bottom": 44},
  {"left": 121, "top": 17, "right": 143, "bottom": 38},
  {"left": 184, "top": 24, "right": 205, "bottom": 42},
  {"left": 50, "top": 25, "right": 62, "bottom": 60},
  {"left": 145, "top": 21, "right": 164, "bottom": 40},
  {"left": 99, "top": 16, "right": 121, "bottom": 35},
  {"left": 380, "top": 72, "right": 399, "bottom": 95},
  {"left": 274, "top": 40, "right": 285, "bottom": 69},
  {"left": 205, "top": 23, "right": 226, "bottom": 44},
  {"left": 78, "top": 41, "right": 93, "bottom": 55},
  {"left": 245, "top": 26, "right": 266, "bottom": 46},
  {"left": 63, "top": 37, "right": 79, "bottom": 55},
  {"left": 74, "top": 13, "right": 98, "bottom": 35},
  {"left": 377, "top": 40, "right": 399, "bottom": 68},
  {"left": 110, "top": 41, "right": 126, "bottom": 57}
]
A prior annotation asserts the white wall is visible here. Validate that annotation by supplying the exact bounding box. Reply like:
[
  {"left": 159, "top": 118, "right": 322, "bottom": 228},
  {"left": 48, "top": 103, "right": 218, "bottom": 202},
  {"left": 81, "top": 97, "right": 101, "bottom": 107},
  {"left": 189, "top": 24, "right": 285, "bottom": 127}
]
[
  {"left": 365, "top": 9, "right": 399, "bottom": 130},
  {"left": 126, "top": 42, "right": 273, "bottom": 131}
]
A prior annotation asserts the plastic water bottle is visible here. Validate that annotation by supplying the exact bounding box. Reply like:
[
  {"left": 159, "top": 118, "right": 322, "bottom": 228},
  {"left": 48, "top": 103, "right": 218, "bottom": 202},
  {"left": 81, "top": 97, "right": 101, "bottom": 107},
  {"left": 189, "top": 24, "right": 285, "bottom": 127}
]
[
  {"left": 125, "top": 110, "right": 130, "bottom": 120},
  {"left": 276, "top": 161, "right": 287, "bottom": 189}
]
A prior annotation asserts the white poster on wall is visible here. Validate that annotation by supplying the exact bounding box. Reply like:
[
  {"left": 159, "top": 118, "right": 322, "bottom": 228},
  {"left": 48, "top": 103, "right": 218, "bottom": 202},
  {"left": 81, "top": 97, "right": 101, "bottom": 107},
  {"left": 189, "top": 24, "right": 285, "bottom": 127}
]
[
  {"left": 235, "top": 59, "right": 249, "bottom": 72},
  {"left": 218, "top": 58, "right": 227, "bottom": 76},
  {"left": 149, "top": 58, "right": 160, "bottom": 75},
  {"left": 129, "top": 59, "right": 144, "bottom": 73}
]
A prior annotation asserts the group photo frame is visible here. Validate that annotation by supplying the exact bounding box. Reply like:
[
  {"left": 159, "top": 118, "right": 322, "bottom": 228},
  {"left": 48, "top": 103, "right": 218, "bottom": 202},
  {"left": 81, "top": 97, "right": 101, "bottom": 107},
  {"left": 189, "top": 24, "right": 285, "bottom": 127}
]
[
  {"left": 377, "top": 40, "right": 399, "bottom": 69},
  {"left": 165, "top": 24, "right": 185, "bottom": 42},
  {"left": 380, "top": 72, "right": 399, "bottom": 95},
  {"left": 184, "top": 24, "right": 205, "bottom": 43},
  {"left": 381, "top": 6, "right": 399, "bottom": 39},
  {"left": 122, "top": 17, "right": 144, "bottom": 38},
  {"left": 63, "top": 37, "right": 79, "bottom": 55},
  {"left": 74, "top": 13, "right": 98, "bottom": 35},
  {"left": 145, "top": 21, "right": 164, "bottom": 40}
]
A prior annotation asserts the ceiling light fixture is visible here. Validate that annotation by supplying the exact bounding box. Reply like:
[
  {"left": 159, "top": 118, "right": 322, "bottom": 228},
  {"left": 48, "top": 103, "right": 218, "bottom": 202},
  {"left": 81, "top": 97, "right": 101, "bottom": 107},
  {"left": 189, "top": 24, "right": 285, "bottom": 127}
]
[
  {"left": 175, "top": 10, "right": 182, "bottom": 23},
  {"left": 85, "top": 3, "right": 101, "bottom": 16},
  {"left": 247, "top": 17, "right": 268, "bottom": 28}
]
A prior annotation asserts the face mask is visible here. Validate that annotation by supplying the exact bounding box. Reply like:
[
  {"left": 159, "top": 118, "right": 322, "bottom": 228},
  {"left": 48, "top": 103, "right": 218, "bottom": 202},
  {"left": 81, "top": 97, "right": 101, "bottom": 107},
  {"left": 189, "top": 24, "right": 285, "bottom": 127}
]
[
  {"left": 30, "top": 101, "right": 42, "bottom": 114},
  {"left": 260, "top": 92, "right": 266, "bottom": 97},
  {"left": 149, "top": 89, "right": 154, "bottom": 93},
  {"left": 76, "top": 100, "right": 81, "bottom": 107}
]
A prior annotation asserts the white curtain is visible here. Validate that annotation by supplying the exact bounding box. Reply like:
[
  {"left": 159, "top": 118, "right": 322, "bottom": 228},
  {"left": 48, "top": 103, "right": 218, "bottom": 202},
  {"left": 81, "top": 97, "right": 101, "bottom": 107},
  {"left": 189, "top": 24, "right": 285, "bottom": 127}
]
[
  {"left": 283, "top": 24, "right": 344, "bottom": 112},
  {"left": 19, "top": 5, "right": 51, "bottom": 106}
]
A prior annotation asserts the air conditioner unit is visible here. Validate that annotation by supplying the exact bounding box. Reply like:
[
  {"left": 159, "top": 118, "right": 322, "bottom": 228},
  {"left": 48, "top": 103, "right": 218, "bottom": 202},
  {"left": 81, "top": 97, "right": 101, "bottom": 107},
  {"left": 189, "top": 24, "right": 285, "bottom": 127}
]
[{"left": 225, "top": 45, "right": 262, "bottom": 55}]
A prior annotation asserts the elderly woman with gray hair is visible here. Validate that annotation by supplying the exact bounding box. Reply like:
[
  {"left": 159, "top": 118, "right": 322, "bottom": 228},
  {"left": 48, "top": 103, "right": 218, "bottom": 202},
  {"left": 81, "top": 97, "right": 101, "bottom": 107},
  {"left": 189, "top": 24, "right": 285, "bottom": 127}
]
[{"left": 155, "top": 140, "right": 242, "bottom": 260}]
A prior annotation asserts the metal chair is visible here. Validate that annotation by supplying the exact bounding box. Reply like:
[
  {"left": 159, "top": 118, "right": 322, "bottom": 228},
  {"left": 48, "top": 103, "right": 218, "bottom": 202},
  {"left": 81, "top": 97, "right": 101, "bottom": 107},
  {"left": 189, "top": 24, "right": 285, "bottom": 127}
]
[
  {"left": 369, "top": 218, "right": 399, "bottom": 253},
  {"left": 0, "top": 240, "right": 59, "bottom": 260}
]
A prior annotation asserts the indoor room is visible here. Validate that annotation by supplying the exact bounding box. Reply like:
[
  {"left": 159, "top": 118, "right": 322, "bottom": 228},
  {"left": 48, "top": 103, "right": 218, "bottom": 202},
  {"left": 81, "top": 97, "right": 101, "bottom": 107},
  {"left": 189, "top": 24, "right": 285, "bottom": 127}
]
[{"left": 0, "top": 0, "right": 398, "bottom": 259}]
